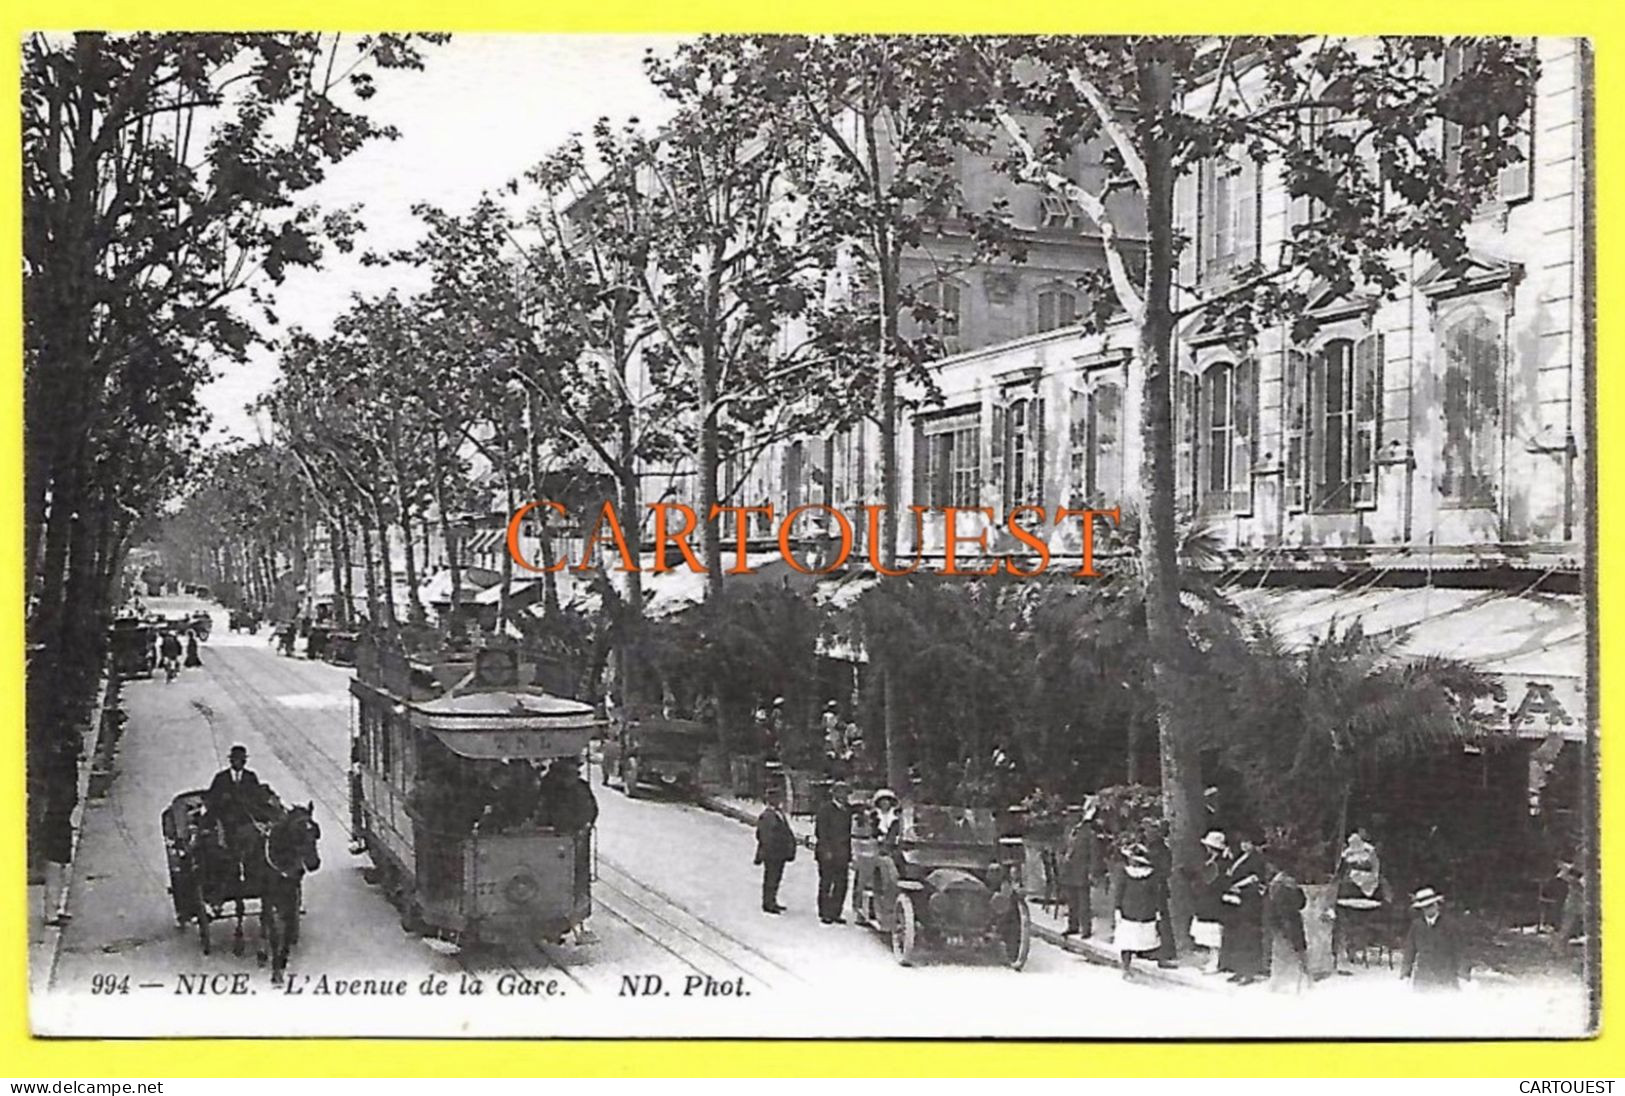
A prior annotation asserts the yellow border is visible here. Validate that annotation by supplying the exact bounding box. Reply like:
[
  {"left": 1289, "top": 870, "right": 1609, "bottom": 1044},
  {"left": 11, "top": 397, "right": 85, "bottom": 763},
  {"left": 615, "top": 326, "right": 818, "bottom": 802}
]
[{"left": 4, "top": 0, "right": 1616, "bottom": 1076}]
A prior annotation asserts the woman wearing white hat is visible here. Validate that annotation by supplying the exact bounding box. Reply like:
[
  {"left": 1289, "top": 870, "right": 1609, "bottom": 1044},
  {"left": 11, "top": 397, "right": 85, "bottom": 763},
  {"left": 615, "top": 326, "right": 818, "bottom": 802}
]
[
  {"left": 1190, "top": 829, "right": 1231, "bottom": 973},
  {"left": 1401, "top": 887, "right": 1463, "bottom": 990},
  {"left": 1113, "top": 844, "right": 1165, "bottom": 980}
]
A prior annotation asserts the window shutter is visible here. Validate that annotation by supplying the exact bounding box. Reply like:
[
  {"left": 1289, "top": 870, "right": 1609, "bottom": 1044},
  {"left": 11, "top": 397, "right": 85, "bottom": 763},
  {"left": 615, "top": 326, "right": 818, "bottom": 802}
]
[
  {"left": 1236, "top": 160, "right": 1258, "bottom": 266},
  {"left": 990, "top": 403, "right": 1006, "bottom": 510},
  {"left": 1032, "top": 396, "right": 1046, "bottom": 509},
  {"left": 912, "top": 425, "right": 929, "bottom": 509},
  {"left": 1307, "top": 350, "right": 1328, "bottom": 511},
  {"left": 1038, "top": 292, "right": 1055, "bottom": 333},
  {"left": 1284, "top": 350, "right": 1308, "bottom": 512},
  {"left": 1353, "top": 334, "right": 1383, "bottom": 507},
  {"left": 1232, "top": 359, "right": 1255, "bottom": 511},
  {"left": 1177, "top": 168, "right": 1200, "bottom": 286},
  {"left": 1499, "top": 90, "right": 1535, "bottom": 204},
  {"left": 1174, "top": 372, "right": 1194, "bottom": 515}
]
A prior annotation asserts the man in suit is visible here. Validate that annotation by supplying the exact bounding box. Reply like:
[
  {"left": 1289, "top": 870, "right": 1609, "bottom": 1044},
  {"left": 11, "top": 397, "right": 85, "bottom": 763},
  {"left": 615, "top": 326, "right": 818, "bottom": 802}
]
[
  {"left": 754, "top": 784, "right": 796, "bottom": 915},
  {"left": 206, "top": 745, "right": 262, "bottom": 832},
  {"left": 814, "top": 782, "right": 853, "bottom": 924},
  {"left": 1402, "top": 887, "right": 1464, "bottom": 990},
  {"left": 1059, "top": 800, "right": 1100, "bottom": 937}
]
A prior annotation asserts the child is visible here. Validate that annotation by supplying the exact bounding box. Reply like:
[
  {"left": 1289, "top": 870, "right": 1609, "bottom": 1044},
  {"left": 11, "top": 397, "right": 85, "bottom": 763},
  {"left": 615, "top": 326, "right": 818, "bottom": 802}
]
[{"left": 1114, "top": 844, "right": 1163, "bottom": 980}]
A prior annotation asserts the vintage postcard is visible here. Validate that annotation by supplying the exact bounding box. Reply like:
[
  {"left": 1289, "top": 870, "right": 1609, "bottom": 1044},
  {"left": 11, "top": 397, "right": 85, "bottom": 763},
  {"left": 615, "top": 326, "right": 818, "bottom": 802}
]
[{"left": 23, "top": 31, "right": 1596, "bottom": 1040}]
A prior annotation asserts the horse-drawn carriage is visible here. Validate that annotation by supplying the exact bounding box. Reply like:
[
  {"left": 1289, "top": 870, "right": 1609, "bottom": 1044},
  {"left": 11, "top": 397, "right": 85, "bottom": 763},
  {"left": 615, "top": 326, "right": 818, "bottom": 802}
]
[
  {"left": 228, "top": 608, "right": 260, "bottom": 634},
  {"left": 349, "top": 636, "right": 600, "bottom": 946},
  {"left": 851, "top": 804, "right": 1032, "bottom": 969},
  {"left": 161, "top": 787, "right": 321, "bottom": 981}
]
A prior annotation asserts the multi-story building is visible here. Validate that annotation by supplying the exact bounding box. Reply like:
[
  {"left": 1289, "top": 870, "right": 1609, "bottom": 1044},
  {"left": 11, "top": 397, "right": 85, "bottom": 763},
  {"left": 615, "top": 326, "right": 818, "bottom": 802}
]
[{"left": 740, "top": 38, "right": 1592, "bottom": 907}]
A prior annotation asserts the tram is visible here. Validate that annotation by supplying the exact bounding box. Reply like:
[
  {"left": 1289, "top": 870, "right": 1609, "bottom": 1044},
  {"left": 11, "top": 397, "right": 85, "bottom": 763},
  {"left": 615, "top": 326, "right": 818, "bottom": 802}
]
[{"left": 348, "top": 635, "right": 600, "bottom": 945}]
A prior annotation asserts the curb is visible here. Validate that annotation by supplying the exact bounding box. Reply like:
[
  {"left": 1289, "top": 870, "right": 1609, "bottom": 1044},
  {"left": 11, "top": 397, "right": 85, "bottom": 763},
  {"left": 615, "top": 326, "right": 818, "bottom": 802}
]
[
  {"left": 696, "top": 792, "right": 815, "bottom": 850},
  {"left": 694, "top": 789, "right": 1209, "bottom": 988},
  {"left": 1027, "top": 923, "right": 1217, "bottom": 990},
  {"left": 43, "top": 675, "right": 111, "bottom": 990}
]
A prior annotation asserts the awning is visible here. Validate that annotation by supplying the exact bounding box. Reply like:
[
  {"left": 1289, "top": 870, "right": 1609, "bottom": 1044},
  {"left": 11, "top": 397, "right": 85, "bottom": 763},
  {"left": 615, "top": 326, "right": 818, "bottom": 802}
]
[
  {"left": 1228, "top": 585, "right": 1587, "bottom": 740},
  {"left": 466, "top": 528, "right": 506, "bottom": 555}
]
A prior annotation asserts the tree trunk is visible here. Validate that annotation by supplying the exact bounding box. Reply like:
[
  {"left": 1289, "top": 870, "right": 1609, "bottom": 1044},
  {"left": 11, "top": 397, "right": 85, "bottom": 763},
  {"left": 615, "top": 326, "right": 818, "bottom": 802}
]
[
  {"left": 617, "top": 397, "right": 644, "bottom": 712},
  {"left": 358, "top": 517, "right": 381, "bottom": 626},
  {"left": 524, "top": 394, "right": 562, "bottom": 619},
  {"left": 1137, "top": 47, "right": 1203, "bottom": 953},
  {"left": 399, "top": 504, "right": 425, "bottom": 625},
  {"left": 373, "top": 504, "right": 397, "bottom": 627},
  {"left": 876, "top": 235, "right": 906, "bottom": 792}
]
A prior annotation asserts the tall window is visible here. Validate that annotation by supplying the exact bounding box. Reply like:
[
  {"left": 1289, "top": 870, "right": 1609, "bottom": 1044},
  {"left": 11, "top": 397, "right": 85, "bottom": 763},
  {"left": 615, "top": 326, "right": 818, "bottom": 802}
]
[
  {"left": 1197, "top": 360, "right": 1255, "bottom": 512},
  {"left": 781, "top": 440, "right": 805, "bottom": 512},
  {"left": 1038, "top": 287, "right": 1079, "bottom": 333},
  {"left": 1442, "top": 39, "right": 1535, "bottom": 205},
  {"left": 993, "top": 393, "right": 1045, "bottom": 510},
  {"left": 1201, "top": 157, "right": 1257, "bottom": 280},
  {"left": 919, "top": 281, "right": 962, "bottom": 352},
  {"left": 1285, "top": 334, "right": 1383, "bottom": 511},
  {"left": 1439, "top": 310, "right": 1503, "bottom": 506},
  {"left": 921, "top": 413, "right": 981, "bottom": 508},
  {"left": 1070, "top": 381, "right": 1123, "bottom": 506}
]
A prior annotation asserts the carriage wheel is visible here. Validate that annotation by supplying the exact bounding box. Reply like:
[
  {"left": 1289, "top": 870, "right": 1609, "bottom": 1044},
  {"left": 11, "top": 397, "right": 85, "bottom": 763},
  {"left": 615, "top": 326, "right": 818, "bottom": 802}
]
[
  {"left": 1001, "top": 895, "right": 1032, "bottom": 971},
  {"left": 891, "top": 895, "right": 918, "bottom": 967}
]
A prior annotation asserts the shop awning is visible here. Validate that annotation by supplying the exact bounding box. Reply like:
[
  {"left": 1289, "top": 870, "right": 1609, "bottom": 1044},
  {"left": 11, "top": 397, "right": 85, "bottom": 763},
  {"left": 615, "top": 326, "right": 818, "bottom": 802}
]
[{"left": 1227, "top": 585, "right": 1587, "bottom": 740}]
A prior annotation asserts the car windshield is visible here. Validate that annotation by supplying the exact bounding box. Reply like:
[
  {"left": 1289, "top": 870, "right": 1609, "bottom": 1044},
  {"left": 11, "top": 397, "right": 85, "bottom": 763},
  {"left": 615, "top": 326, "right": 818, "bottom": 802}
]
[{"left": 902, "top": 805, "right": 999, "bottom": 844}]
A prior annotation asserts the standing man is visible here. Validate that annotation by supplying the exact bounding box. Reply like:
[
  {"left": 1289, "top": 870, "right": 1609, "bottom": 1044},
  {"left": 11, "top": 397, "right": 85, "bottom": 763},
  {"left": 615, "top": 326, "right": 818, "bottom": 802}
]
[
  {"left": 1401, "top": 887, "right": 1463, "bottom": 991},
  {"left": 754, "top": 784, "right": 796, "bottom": 915},
  {"left": 1059, "top": 800, "right": 1100, "bottom": 937},
  {"left": 814, "top": 782, "right": 853, "bottom": 924}
]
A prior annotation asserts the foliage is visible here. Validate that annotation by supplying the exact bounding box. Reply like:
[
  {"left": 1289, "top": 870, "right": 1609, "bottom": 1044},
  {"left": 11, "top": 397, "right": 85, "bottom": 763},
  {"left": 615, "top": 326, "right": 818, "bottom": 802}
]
[{"left": 1208, "top": 619, "right": 1504, "bottom": 881}]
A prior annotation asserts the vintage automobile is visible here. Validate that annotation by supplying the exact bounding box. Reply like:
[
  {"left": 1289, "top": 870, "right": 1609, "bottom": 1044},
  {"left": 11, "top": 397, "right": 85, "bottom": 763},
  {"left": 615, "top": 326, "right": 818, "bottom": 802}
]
[
  {"left": 324, "top": 630, "right": 359, "bottom": 667},
  {"left": 850, "top": 803, "right": 1031, "bottom": 970},
  {"left": 109, "top": 617, "right": 156, "bottom": 679},
  {"left": 228, "top": 608, "right": 260, "bottom": 633},
  {"left": 606, "top": 717, "right": 715, "bottom": 799}
]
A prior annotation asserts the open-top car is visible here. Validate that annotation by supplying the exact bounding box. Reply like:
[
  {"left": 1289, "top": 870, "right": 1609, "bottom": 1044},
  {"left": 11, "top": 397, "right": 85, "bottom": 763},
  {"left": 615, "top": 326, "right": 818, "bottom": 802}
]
[{"left": 851, "top": 803, "right": 1031, "bottom": 970}]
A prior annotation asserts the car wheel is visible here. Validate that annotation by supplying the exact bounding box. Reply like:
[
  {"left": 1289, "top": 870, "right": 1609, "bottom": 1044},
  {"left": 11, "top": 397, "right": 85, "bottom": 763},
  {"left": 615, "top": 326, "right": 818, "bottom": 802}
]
[
  {"left": 891, "top": 895, "right": 918, "bottom": 967},
  {"left": 1002, "top": 894, "right": 1032, "bottom": 971}
]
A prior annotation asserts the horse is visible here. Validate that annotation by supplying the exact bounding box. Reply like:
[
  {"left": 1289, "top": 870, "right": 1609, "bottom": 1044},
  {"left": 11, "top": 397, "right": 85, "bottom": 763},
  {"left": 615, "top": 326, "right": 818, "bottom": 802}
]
[
  {"left": 244, "top": 802, "right": 321, "bottom": 984},
  {"left": 200, "top": 789, "right": 319, "bottom": 981}
]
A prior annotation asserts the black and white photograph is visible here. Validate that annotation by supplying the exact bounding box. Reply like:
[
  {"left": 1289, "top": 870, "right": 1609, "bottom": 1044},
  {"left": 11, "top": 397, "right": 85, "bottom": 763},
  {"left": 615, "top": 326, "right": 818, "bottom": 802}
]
[{"left": 23, "top": 32, "right": 1595, "bottom": 1039}]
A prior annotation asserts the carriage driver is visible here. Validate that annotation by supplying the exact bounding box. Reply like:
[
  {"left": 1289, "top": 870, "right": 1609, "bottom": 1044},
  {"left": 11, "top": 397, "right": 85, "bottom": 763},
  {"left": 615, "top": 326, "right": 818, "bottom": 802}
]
[{"left": 206, "top": 744, "right": 263, "bottom": 848}]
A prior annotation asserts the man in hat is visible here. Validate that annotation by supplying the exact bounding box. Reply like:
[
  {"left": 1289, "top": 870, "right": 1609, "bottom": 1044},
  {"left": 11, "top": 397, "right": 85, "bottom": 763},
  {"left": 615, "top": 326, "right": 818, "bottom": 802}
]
[
  {"left": 754, "top": 784, "right": 796, "bottom": 914},
  {"left": 1058, "top": 799, "right": 1100, "bottom": 937},
  {"left": 206, "top": 745, "right": 263, "bottom": 837},
  {"left": 814, "top": 782, "right": 854, "bottom": 923},
  {"left": 1191, "top": 829, "right": 1232, "bottom": 973},
  {"left": 1401, "top": 887, "right": 1463, "bottom": 990}
]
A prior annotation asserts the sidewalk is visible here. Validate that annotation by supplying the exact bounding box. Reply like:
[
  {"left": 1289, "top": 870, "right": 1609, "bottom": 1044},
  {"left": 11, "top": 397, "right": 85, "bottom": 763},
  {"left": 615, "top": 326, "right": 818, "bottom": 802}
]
[
  {"left": 694, "top": 787, "right": 1206, "bottom": 987},
  {"left": 27, "top": 676, "right": 108, "bottom": 998}
]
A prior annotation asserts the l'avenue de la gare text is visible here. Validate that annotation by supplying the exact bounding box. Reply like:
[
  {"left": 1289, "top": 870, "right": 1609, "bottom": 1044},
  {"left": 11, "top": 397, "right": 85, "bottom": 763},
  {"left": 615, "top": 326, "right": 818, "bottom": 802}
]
[{"left": 505, "top": 501, "right": 1123, "bottom": 579}]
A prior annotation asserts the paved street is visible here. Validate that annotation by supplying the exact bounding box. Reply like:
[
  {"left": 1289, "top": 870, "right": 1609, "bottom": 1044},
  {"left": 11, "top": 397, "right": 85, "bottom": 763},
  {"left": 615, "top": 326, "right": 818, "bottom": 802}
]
[{"left": 32, "top": 597, "right": 1591, "bottom": 1039}]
